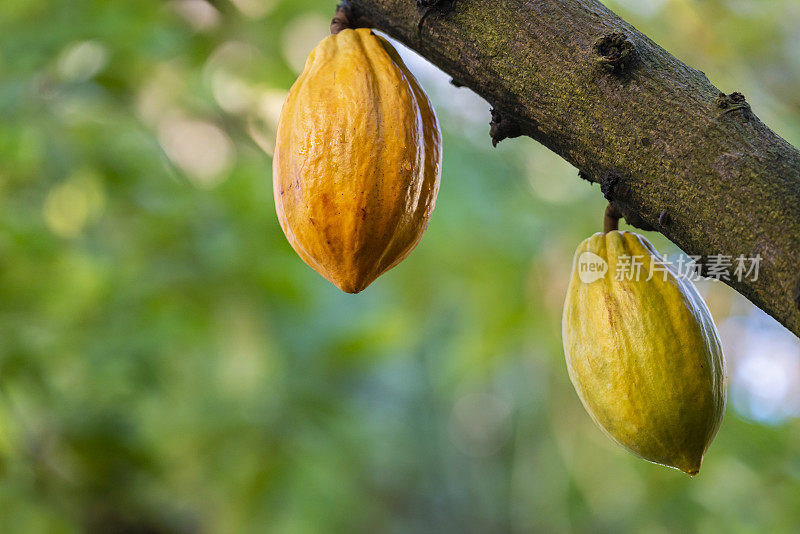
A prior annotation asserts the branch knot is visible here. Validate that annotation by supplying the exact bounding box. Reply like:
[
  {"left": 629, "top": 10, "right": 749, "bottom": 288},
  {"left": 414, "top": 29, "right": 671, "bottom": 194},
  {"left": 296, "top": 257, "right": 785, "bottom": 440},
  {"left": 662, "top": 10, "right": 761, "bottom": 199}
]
[
  {"left": 416, "top": 0, "right": 457, "bottom": 12},
  {"left": 489, "top": 108, "right": 523, "bottom": 147},
  {"left": 600, "top": 171, "right": 621, "bottom": 201},
  {"left": 594, "top": 32, "right": 636, "bottom": 74},
  {"left": 716, "top": 92, "right": 751, "bottom": 115}
]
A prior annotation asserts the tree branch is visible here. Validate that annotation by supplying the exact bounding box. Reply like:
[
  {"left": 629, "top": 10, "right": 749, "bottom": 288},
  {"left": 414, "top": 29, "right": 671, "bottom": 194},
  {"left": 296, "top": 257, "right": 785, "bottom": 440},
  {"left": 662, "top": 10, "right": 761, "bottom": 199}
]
[{"left": 345, "top": 0, "right": 800, "bottom": 337}]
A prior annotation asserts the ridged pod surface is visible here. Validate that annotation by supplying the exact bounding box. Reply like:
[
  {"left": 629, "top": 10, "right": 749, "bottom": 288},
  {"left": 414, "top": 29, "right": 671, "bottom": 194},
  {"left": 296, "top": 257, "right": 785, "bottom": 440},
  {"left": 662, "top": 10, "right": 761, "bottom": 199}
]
[
  {"left": 562, "top": 231, "right": 726, "bottom": 475},
  {"left": 273, "top": 28, "right": 442, "bottom": 293}
]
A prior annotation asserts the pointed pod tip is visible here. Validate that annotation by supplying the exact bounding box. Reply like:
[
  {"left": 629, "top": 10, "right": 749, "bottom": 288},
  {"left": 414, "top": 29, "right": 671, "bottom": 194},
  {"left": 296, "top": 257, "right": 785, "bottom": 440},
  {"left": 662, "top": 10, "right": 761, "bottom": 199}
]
[
  {"left": 331, "top": 276, "right": 372, "bottom": 294},
  {"left": 675, "top": 456, "right": 703, "bottom": 477},
  {"left": 340, "top": 286, "right": 364, "bottom": 295},
  {"left": 306, "top": 261, "right": 381, "bottom": 293},
  {"left": 334, "top": 282, "right": 364, "bottom": 294}
]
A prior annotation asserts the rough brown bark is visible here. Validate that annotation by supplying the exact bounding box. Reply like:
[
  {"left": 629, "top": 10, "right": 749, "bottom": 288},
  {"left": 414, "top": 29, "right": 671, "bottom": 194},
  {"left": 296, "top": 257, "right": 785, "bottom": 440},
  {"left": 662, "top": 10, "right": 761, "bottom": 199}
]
[{"left": 342, "top": 0, "right": 800, "bottom": 337}]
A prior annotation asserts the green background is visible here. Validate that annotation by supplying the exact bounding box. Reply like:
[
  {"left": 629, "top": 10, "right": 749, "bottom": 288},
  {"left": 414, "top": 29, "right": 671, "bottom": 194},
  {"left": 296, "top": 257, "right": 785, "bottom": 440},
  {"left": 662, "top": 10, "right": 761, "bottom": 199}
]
[{"left": 1, "top": 0, "right": 799, "bottom": 532}]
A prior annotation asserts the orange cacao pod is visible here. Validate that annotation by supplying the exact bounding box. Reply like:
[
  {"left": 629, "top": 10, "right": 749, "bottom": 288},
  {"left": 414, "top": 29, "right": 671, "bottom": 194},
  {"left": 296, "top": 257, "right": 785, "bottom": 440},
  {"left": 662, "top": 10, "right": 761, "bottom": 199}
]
[{"left": 273, "top": 28, "right": 442, "bottom": 293}]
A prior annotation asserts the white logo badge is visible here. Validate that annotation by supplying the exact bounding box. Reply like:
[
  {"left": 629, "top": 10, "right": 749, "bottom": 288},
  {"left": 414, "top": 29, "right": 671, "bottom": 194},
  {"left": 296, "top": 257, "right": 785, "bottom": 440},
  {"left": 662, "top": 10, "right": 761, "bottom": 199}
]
[{"left": 577, "top": 251, "right": 608, "bottom": 283}]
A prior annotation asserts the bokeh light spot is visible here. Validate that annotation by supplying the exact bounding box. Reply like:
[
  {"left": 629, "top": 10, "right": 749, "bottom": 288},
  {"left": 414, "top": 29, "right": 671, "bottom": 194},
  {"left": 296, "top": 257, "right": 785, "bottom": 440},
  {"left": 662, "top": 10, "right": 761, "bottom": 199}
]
[
  {"left": 229, "top": 0, "right": 278, "bottom": 19},
  {"left": 57, "top": 40, "right": 109, "bottom": 82},
  {"left": 281, "top": 13, "right": 330, "bottom": 74},
  {"left": 43, "top": 170, "right": 105, "bottom": 238},
  {"left": 158, "top": 115, "right": 235, "bottom": 188},
  {"left": 719, "top": 309, "right": 800, "bottom": 424},
  {"left": 169, "top": 0, "right": 220, "bottom": 32}
]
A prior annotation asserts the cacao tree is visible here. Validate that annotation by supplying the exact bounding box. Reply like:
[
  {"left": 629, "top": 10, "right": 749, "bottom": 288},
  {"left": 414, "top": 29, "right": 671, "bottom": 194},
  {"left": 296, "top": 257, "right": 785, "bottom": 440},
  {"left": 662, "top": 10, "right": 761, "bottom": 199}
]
[{"left": 340, "top": 0, "right": 800, "bottom": 338}]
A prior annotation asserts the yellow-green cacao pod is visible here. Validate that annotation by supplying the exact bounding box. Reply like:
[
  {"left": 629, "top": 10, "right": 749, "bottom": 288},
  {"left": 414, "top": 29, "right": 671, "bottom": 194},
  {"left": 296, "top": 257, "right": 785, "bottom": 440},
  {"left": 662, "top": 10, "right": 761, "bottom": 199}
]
[
  {"left": 273, "top": 28, "right": 442, "bottom": 293},
  {"left": 562, "top": 230, "right": 726, "bottom": 475}
]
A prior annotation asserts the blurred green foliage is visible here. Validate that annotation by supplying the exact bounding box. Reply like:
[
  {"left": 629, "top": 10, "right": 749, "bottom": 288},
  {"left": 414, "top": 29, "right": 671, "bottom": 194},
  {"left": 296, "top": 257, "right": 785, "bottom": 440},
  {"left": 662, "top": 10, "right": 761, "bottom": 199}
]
[{"left": 0, "top": 0, "right": 799, "bottom": 532}]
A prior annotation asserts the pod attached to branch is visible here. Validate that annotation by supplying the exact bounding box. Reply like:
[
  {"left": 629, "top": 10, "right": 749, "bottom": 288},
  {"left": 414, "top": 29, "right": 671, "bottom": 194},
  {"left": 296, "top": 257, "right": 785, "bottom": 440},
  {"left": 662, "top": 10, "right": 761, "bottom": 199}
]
[
  {"left": 562, "top": 226, "right": 726, "bottom": 475},
  {"left": 273, "top": 28, "right": 442, "bottom": 293}
]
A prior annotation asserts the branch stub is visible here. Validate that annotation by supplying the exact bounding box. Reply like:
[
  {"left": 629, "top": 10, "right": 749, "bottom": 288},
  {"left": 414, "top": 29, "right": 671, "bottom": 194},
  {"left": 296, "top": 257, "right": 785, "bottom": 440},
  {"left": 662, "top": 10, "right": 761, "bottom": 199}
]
[{"left": 489, "top": 108, "right": 523, "bottom": 147}]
